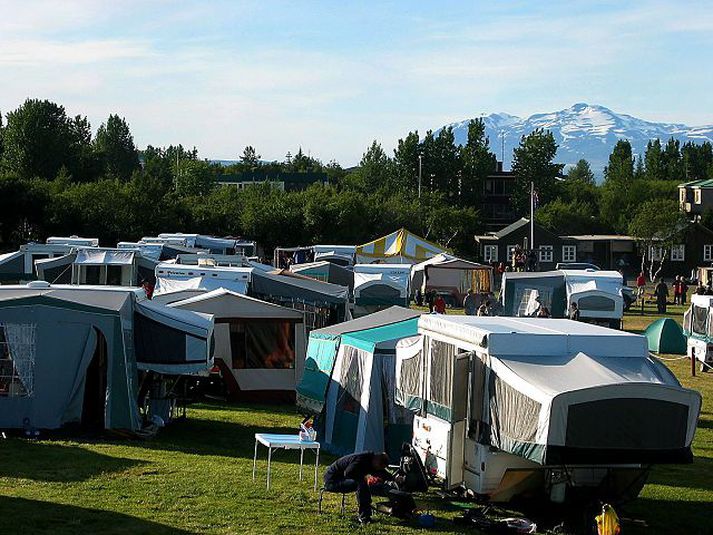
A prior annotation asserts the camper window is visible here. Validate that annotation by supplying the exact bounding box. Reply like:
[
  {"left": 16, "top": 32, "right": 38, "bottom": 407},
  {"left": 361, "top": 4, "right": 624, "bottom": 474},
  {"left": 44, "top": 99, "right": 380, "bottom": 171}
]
[
  {"left": 337, "top": 346, "right": 366, "bottom": 415},
  {"left": 578, "top": 295, "right": 615, "bottom": 312},
  {"left": 0, "top": 323, "right": 36, "bottom": 398},
  {"left": 468, "top": 355, "right": 487, "bottom": 441},
  {"left": 106, "top": 265, "right": 123, "bottom": 286},
  {"left": 489, "top": 373, "right": 541, "bottom": 450},
  {"left": 515, "top": 287, "right": 553, "bottom": 317},
  {"left": 229, "top": 322, "right": 295, "bottom": 369},
  {"left": 692, "top": 305, "right": 708, "bottom": 335},
  {"left": 429, "top": 340, "right": 456, "bottom": 409},
  {"left": 399, "top": 349, "right": 422, "bottom": 399},
  {"left": 84, "top": 266, "right": 101, "bottom": 285}
]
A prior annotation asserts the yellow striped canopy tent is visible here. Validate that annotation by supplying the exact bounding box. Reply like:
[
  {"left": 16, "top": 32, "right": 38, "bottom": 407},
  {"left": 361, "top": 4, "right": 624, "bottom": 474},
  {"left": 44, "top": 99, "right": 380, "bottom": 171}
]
[{"left": 355, "top": 228, "right": 447, "bottom": 264}]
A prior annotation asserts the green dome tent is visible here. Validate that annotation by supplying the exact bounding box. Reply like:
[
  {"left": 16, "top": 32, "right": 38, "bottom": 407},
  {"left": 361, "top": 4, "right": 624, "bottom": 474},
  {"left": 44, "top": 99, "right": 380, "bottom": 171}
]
[{"left": 645, "top": 318, "right": 687, "bottom": 355}]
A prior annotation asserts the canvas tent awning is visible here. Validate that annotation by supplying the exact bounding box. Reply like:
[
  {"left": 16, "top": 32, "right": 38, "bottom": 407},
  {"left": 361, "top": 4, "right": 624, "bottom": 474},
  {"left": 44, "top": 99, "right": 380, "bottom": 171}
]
[
  {"left": 355, "top": 228, "right": 446, "bottom": 264},
  {"left": 35, "top": 254, "right": 76, "bottom": 284},
  {"left": 353, "top": 264, "right": 411, "bottom": 307},
  {"left": 75, "top": 249, "right": 135, "bottom": 265},
  {"left": 290, "top": 261, "right": 355, "bottom": 290},
  {"left": 250, "top": 269, "right": 349, "bottom": 305},
  {"left": 297, "top": 306, "right": 420, "bottom": 414},
  {"left": 0, "top": 251, "right": 25, "bottom": 281}
]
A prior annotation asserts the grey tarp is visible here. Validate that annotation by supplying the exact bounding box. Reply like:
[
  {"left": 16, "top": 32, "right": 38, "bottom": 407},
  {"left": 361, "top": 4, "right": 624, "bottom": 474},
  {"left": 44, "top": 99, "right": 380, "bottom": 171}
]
[
  {"left": 34, "top": 253, "right": 76, "bottom": 284},
  {"left": 0, "top": 251, "right": 25, "bottom": 281}
]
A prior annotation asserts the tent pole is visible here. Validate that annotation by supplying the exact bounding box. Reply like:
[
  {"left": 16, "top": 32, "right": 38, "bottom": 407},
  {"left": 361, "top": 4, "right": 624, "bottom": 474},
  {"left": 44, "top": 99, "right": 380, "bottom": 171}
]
[{"left": 691, "top": 347, "right": 696, "bottom": 377}]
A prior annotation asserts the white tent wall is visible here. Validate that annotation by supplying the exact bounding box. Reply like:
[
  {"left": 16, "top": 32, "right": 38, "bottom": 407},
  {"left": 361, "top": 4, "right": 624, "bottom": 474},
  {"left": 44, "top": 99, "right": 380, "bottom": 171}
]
[{"left": 154, "top": 264, "right": 252, "bottom": 295}]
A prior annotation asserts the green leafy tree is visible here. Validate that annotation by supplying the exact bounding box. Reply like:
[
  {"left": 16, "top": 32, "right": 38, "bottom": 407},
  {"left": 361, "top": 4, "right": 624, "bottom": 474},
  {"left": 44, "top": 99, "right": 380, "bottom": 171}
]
[
  {"left": 174, "top": 160, "right": 217, "bottom": 197},
  {"left": 94, "top": 115, "right": 140, "bottom": 180},
  {"left": 600, "top": 140, "right": 636, "bottom": 232},
  {"left": 510, "top": 129, "right": 563, "bottom": 214},
  {"left": 460, "top": 119, "right": 496, "bottom": 207},
  {"left": 1, "top": 99, "right": 94, "bottom": 180},
  {"left": 393, "top": 131, "right": 420, "bottom": 192},
  {"left": 628, "top": 198, "right": 687, "bottom": 281}
]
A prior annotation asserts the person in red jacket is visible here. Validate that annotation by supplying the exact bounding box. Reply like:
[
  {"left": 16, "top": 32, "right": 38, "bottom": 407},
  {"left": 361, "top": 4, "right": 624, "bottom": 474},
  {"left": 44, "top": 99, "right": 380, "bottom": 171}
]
[
  {"left": 636, "top": 272, "right": 646, "bottom": 300},
  {"left": 434, "top": 295, "right": 447, "bottom": 314}
]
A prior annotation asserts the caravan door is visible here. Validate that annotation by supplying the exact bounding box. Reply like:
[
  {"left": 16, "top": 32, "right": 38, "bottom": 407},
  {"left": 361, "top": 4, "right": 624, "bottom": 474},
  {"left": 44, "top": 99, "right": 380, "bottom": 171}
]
[{"left": 446, "top": 351, "right": 470, "bottom": 488}]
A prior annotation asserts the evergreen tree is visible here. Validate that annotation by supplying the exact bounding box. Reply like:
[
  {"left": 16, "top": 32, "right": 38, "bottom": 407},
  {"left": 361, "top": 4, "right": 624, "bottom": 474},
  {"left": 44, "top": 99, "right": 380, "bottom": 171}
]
[
  {"left": 604, "top": 139, "right": 634, "bottom": 183},
  {"left": 433, "top": 127, "right": 460, "bottom": 197},
  {"left": 644, "top": 139, "right": 664, "bottom": 181},
  {"left": 567, "top": 159, "right": 595, "bottom": 184},
  {"left": 634, "top": 155, "right": 645, "bottom": 180},
  {"left": 393, "top": 131, "right": 420, "bottom": 192},
  {"left": 239, "top": 145, "right": 261, "bottom": 168},
  {"left": 460, "top": 119, "right": 496, "bottom": 207},
  {"left": 661, "top": 137, "right": 684, "bottom": 181},
  {"left": 510, "top": 129, "right": 562, "bottom": 214},
  {"left": 94, "top": 114, "right": 140, "bottom": 180},
  {"left": 682, "top": 141, "right": 713, "bottom": 181}
]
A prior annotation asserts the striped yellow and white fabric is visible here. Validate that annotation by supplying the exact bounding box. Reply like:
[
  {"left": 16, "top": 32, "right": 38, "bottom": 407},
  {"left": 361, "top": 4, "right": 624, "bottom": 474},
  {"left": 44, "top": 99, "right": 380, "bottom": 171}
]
[{"left": 355, "top": 228, "right": 446, "bottom": 264}]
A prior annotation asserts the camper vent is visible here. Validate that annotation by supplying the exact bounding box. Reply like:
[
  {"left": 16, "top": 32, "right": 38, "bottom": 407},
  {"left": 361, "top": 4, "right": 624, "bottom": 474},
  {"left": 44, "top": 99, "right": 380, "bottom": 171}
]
[{"left": 27, "top": 281, "right": 51, "bottom": 289}]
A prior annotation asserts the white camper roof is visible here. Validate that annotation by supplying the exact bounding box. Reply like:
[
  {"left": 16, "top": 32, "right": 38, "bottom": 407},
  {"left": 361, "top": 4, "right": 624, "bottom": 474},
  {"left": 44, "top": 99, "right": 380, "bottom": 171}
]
[
  {"left": 418, "top": 315, "right": 646, "bottom": 358},
  {"left": 46, "top": 236, "right": 99, "bottom": 247}
]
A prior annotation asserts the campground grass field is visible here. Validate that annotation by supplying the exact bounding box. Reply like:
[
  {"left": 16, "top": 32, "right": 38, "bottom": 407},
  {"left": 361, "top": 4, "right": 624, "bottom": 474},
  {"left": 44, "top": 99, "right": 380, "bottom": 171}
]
[{"left": 0, "top": 298, "right": 712, "bottom": 534}]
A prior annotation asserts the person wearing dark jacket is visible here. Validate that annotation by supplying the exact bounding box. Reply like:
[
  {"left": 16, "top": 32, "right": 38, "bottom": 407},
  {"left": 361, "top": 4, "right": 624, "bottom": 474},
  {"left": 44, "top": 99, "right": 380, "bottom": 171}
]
[{"left": 323, "top": 451, "right": 391, "bottom": 523}]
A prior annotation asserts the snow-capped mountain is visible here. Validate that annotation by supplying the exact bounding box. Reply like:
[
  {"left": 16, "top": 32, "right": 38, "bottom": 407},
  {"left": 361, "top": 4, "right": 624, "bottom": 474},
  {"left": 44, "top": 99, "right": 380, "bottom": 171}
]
[{"left": 441, "top": 103, "right": 713, "bottom": 179}]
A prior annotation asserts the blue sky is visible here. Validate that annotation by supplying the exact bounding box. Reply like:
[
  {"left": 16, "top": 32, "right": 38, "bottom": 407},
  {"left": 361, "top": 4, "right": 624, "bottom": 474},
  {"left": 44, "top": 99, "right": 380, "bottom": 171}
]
[{"left": 1, "top": 1, "right": 712, "bottom": 165}]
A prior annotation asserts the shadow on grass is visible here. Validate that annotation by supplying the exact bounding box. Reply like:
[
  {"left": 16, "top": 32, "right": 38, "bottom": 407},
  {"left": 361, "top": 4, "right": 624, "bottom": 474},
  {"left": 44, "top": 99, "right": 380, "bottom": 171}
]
[
  {"left": 645, "top": 455, "right": 713, "bottom": 493},
  {"left": 0, "top": 441, "right": 145, "bottom": 482},
  {"left": 0, "top": 496, "right": 191, "bottom": 534},
  {"left": 621, "top": 497, "right": 713, "bottom": 535}
]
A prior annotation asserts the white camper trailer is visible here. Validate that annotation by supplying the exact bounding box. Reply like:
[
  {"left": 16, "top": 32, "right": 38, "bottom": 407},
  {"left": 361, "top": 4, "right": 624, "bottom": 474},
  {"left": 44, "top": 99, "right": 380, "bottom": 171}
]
[
  {"left": 154, "top": 263, "right": 252, "bottom": 296},
  {"left": 353, "top": 264, "right": 411, "bottom": 316},
  {"left": 683, "top": 294, "right": 713, "bottom": 371},
  {"left": 396, "top": 316, "right": 700, "bottom": 503}
]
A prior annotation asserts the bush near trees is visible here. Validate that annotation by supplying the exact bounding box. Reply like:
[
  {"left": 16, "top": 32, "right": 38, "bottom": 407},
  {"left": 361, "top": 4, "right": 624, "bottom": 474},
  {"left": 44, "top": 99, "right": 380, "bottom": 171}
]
[{"left": 1, "top": 98, "right": 712, "bottom": 257}]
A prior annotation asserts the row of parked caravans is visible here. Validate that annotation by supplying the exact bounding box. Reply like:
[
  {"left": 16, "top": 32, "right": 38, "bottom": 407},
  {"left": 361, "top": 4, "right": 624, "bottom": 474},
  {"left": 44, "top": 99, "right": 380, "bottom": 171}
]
[{"left": 296, "top": 310, "right": 701, "bottom": 505}]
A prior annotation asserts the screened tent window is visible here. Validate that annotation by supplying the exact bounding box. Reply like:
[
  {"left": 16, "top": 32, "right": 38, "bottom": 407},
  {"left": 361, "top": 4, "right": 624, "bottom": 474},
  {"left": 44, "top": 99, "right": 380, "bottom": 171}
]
[
  {"left": 562, "top": 245, "right": 576, "bottom": 263},
  {"left": 489, "top": 373, "right": 541, "bottom": 449},
  {"left": 692, "top": 305, "right": 708, "bottom": 335},
  {"left": 0, "top": 323, "right": 36, "bottom": 398},
  {"left": 84, "top": 266, "right": 101, "bottom": 285},
  {"left": 507, "top": 245, "right": 517, "bottom": 262},
  {"left": 429, "top": 340, "right": 456, "bottom": 408},
  {"left": 337, "top": 346, "right": 365, "bottom": 415},
  {"left": 399, "top": 350, "right": 422, "bottom": 399},
  {"left": 671, "top": 245, "right": 685, "bottom": 262},
  {"left": 468, "top": 354, "right": 488, "bottom": 441},
  {"left": 538, "top": 245, "right": 553, "bottom": 263},
  {"left": 483, "top": 245, "right": 498, "bottom": 263},
  {"left": 514, "top": 287, "right": 553, "bottom": 317},
  {"left": 229, "top": 321, "right": 295, "bottom": 369},
  {"left": 579, "top": 295, "right": 616, "bottom": 312},
  {"left": 107, "top": 265, "right": 123, "bottom": 285},
  {"left": 704, "top": 244, "right": 713, "bottom": 262}
]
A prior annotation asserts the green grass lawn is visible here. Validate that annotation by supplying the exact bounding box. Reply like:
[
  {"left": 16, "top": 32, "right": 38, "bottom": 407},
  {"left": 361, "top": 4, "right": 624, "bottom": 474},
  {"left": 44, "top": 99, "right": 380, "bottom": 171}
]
[{"left": 0, "top": 298, "right": 711, "bottom": 534}]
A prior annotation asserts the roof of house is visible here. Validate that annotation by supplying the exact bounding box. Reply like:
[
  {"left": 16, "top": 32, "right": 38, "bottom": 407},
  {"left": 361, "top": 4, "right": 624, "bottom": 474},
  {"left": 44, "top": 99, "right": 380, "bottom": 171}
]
[
  {"left": 475, "top": 218, "right": 563, "bottom": 243},
  {"left": 564, "top": 235, "right": 636, "bottom": 242},
  {"left": 679, "top": 179, "right": 713, "bottom": 188}
]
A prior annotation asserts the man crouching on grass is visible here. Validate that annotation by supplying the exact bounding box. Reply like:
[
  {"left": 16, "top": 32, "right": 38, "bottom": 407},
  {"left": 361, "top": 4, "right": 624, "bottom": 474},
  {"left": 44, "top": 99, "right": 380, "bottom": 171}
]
[{"left": 323, "top": 451, "right": 392, "bottom": 524}]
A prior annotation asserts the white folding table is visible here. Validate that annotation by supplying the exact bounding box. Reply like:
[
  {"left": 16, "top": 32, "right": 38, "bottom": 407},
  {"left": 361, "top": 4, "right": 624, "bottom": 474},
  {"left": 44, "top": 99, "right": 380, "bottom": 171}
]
[{"left": 252, "top": 433, "right": 320, "bottom": 491}]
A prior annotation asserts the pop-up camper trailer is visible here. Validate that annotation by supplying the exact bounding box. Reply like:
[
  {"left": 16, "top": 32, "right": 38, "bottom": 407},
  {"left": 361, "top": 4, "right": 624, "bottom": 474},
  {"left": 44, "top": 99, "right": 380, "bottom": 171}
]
[
  {"left": 167, "top": 289, "right": 306, "bottom": 401},
  {"left": 0, "top": 237, "right": 99, "bottom": 283},
  {"left": 396, "top": 316, "right": 700, "bottom": 503},
  {"left": 312, "top": 245, "right": 356, "bottom": 266},
  {"left": 0, "top": 283, "right": 213, "bottom": 432},
  {"left": 411, "top": 254, "right": 494, "bottom": 305},
  {"left": 290, "top": 261, "right": 354, "bottom": 290},
  {"left": 353, "top": 264, "right": 411, "bottom": 316},
  {"left": 500, "top": 270, "right": 624, "bottom": 328},
  {"left": 683, "top": 294, "right": 713, "bottom": 371},
  {"left": 154, "top": 263, "right": 252, "bottom": 296},
  {"left": 35, "top": 247, "right": 159, "bottom": 287}
]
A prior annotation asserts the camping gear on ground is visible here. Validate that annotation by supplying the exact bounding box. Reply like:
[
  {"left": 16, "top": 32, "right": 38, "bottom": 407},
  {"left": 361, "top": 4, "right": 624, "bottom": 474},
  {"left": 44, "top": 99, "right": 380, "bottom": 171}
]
[
  {"left": 0, "top": 283, "right": 213, "bottom": 433},
  {"left": 252, "top": 433, "right": 320, "bottom": 491},
  {"left": 314, "top": 316, "right": 420, "bottom": 459},
  {"left": 290, "top": 261, "right": 354, "bottom": 291},
  {"left": 353, "top": 263, "right": 411, "bottom": 316},
  {"left": 374, "top": 489, "right": 417, "bottom": 519},
  {"left": 396, "top": 316, "right": 701, "bottom": 504},
  {"left": 457, "top": 508, "right": 537, "bottom": 534},
  {"left": 683, "top": 294, "right": 713, "bottom": 370},
  {"left": 355, "top": 228, "right": 447, "bottom": 264},
  {"left": 500, "top": 269, "right": 624, "bottom": 328},
  {"left": 645, "top": 317, "right": 687, "bottom": 354},
  {"left": 166, "top": 288, "right": 306, "bottom": 402},
  {"left": 411, "top": 253, "right": 494, "bottom": 305},
  {"left": 297, "top": 306, "right": 420, "bottom": 415}
]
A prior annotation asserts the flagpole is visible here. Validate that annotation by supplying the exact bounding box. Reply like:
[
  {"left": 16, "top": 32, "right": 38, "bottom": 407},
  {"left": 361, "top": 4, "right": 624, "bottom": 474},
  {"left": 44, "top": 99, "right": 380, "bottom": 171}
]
[{"left": 530, "top": 181, "right": 535, "bottom": 251}]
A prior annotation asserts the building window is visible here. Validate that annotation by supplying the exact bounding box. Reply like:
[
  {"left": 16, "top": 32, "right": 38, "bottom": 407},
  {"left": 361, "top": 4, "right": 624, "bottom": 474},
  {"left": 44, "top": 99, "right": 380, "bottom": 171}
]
[
  {"left": 0, "top": 323, "right": 35, "bottom": 398},
  {"left": 704, "top": 244, "right": 713, "bottom": 262},
  {"left": 650, "top": 246, "right": 664, "bottom": 262},
  {"left": 483, "top": 245, "right": 498, "bottom": 263},
  {"left": 539, "top": 245, "right": 553, "bottom": 263},
  {"left": 507, "top": 245, "right": 517, "bottom": 262},
  {"left": 671, "top": 245, "right": 685, "bottom": 262},
  {"left": 562, "top": 245, "right": 577, "bottom": 263},
  {"left": 679, "top": 188, "right": 686, "bottom": 204},
  {"left": 695, "top": 189, "right": 702, "bottom": 204}
]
